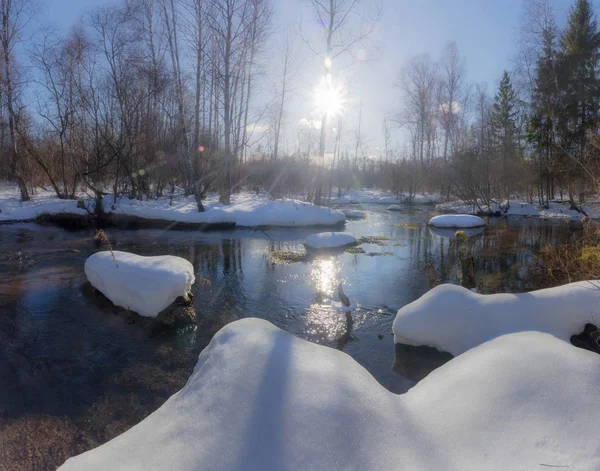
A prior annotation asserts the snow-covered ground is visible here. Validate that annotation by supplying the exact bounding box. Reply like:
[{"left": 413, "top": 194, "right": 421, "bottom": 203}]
[
  {"left": 0, "top": 186, "right": 88, "bottom": 222},
  {"left": 428, "top": 214, "right": 486, "bottom": 228},
  {"left": 393, "top": 281, "right": 600, "bottom": 355},
  {"left": 109, "top": 194, "right": 345, "bottom": 227},
  {"left": 304, "top": 232, "right": 357, "bottom": 249},
  {"left": 0, "top": 185, "right": 345, "bottom": 228},
  {"left": 59, "top": 318, "right": 600, "bottom": 471},
  {"left": 330, "top": 189, "right": 440, "bottom": 205},
  {"left": 85, "top": 251, "right": 195, "bottom": 317},
  {"left": 436, "top": 198, "right": 600, "bottom": 220}
]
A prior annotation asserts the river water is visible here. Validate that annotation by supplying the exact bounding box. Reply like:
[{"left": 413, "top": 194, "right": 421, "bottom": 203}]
[{"left": 0, "top": 204, "right": 578, "bottom": 470}]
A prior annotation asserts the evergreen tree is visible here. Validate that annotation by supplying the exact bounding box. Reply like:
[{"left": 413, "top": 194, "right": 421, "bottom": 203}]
[
  {"left": 557, "top": 0, "right": 600, "bottom": 189},
  {"left": 529, "top": 11, "right": 559, "bottom": 207},
  {"left": 491, "top": 70, "right": 519, "bottom": 198}
]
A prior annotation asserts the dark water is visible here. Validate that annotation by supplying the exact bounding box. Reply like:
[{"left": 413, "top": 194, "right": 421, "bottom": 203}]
[{"left": 0, "top": 205, "right": 579, "bottom": 470}]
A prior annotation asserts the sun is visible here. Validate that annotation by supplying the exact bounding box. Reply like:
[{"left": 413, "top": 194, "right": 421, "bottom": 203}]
[{"left": 315, "top": 74, "right": 344, "bottom": 117}]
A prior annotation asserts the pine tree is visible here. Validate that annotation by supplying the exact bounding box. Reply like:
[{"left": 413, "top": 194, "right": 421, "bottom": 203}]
[
  {"left": 557, "top": 0, "right": 600, "bottom": 190},
  {"left": 491, "top": 70, "right": 519, "bottom": 198},
  {"left": 529, "top": 12, "right": 559, "bottom": 208}
]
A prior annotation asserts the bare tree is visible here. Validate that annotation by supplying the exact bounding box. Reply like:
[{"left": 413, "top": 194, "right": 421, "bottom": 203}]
[
  {"left": 160, "top": 0, "right": 205, "bottom": 210},
  {"left": 302, "top": 0, "right": 380, "bottom": 203},
  {"left": 1, "top": 0, "right": 33, "bottom": 201},
  {"left": 395, "top": 53, "right": 438, "bottom": 167},
  {"left": 438, "top": 41, "right": 468, "bottom": 161},
  {"left": 272, "top": 27, "right": 295, "bottom": 161}
]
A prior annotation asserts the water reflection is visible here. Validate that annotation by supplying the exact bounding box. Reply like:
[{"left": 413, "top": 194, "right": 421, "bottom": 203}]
[{"left": 0, "top": 212, "right": 582, "bottom": 470}]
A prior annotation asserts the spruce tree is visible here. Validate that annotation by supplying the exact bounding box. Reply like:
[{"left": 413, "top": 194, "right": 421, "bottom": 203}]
[
  {"left": 491, "top": 70, "right": 519, "bottom": 198},
  {"left": 558, "top": 0, "right": 600, "bottom": 170},
  {"left": 529, "top": 13, "right": 559, "bottom": 207}
]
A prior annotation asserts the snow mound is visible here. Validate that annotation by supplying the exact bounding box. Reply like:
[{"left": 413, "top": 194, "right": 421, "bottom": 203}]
[
  {"left": 428, "top": 214, "right": 485, "bottom": 228},
  {"left": 84, "top": 251, "right": 195, "bottom": 318},
  {"left": 304, "top": 232, "right": 356, "bottom": 249},
  {"left": 393, "top": 281, "right": 600, "bottom": 355},
  {"left": 386, "top": 205, "right": 403, "bottom": 212},
  {"left": 341, "top": 208, "right": 367, "bottom": 219},
  {"left": 59, "top": 319, "right": 600, "bottom": 471}
]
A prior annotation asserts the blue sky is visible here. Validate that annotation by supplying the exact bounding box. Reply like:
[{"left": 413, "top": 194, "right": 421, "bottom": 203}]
[{"left": 41, "top": 0, "right": 578, "bottom": 152}]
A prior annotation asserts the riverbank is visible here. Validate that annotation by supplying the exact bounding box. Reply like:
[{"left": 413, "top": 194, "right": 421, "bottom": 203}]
[
  {"left": 435, "top": 198, "right": 599, "bottom": 220},
  {"left": 0, "top": 186, "right": 345, "bottom": 229}
]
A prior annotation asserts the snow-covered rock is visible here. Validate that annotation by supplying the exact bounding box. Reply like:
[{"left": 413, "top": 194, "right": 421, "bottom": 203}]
[
  {"left": 428, "top": 214, "right": 485, "bottom": 228},
  {"left": 393, "top": 281, "right": 600, "bottom": 356},
  {"left": 59, "top": 318, "right": 600, "bottom": 471},
  {"left": 340, "top": 208, "right": 367, "bottom": 219},
  {"left": 386, "top": 205, "right": 403, "bottom": 212},
  {"left": 304, "top": 232, "right": 357, "bottom": 249},
  {"left": 84, "top": 251, "right": 195, "bottom": 318}
]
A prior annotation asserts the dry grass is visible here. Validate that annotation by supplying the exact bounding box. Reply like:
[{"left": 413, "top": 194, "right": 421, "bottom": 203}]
[
  {"left": 540, "top": 221, "right": 600, "bottom": 283},
  {"left": 94, "top": 229, "right": 118, "bottom": 267},
  {"left": 269, "top": 251, "right": 307, "bottom": 264},
  {"left": 357, "top": 235, "right": 394, "bottom": 246}
]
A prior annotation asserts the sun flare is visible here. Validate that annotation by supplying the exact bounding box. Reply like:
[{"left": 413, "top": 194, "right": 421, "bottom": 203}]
[{"left": 315, "top": 74, "right": 344, "bottom": 117}]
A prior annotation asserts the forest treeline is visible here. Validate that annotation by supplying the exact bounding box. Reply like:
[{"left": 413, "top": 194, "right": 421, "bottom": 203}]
[{"left": 1, "top": 0, "right": 600, "bottom": 210}]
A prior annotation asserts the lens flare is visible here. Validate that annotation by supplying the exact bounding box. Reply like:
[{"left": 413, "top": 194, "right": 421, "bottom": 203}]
[{"left": 314, "top": 75, "right": 344, "bottom": 117}]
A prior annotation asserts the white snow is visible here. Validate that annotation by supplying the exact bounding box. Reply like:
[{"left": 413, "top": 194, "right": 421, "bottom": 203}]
[
  {"left": 59, "top": 318, "right": 600, "bottom": 471},
  {"left": 393, "top": 281, "right": 600, "bottom": 356},
  {"left": 435, "top": 198, "right": 600, "bottom": 221},
  {"left": 386, "top": 205, "right": 403, "bottom": 211},
  {"left": 109, "top": 195, "right": 345, "bottom": 227},
  {"left": 304, "top": 231, "right": 357, "bottom": 249},
  {"left": 330, "top": 189, "right": 440, "bottom": 205},
  {"left": 0, "top": 185, "right": 88, "bottom": 222},
  {"left": 0, "top": 184, "right": 345, "bottom": 227},
  {"left": 340, "top": 208, "right": 367, "bottom": 219},
  {"left": 428, "top": 214, "right": 486, "bottom": 228},
  {"left": 84, "top": 251, "right": 195, "bottom": 318}
]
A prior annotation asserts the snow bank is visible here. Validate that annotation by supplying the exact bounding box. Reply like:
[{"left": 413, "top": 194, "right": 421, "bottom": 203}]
[
  {"left": 0, "top": 186, "right": 88, "bottom": 222},
  {"left": 435, "top": 199, "right": 598, "bottom": 220},
  {"left": 393, "top": 281, "right": 600, "bottom": 356},
  {"left": 330, "top": 189, "right": 440, "bottom": 205},
  {"left": 0, "top": 184, "right": 344, "bottom": 228},
  {"left": 428, "top": 214, "right": 485, "bottom": 228},
  {"left": 386, "top": 205, "right": 403, "bottom": 212},
  {"left": 84, "top": 251, "right": 195, "bottom": 318},
  {"left": 304, "top": 232, "right": 357, "bottom": 249},
  {"left": 59, "top": 319, "right": 600, "bottom": 471},
  {"left": 109, "top": 195, "right": 345, "bottom": 228}
]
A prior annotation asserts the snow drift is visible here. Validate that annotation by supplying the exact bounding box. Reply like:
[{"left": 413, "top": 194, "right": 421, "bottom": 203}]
[
  {"left": 428, "top": 214, "right": 485, "bottom": 228},
  {"left": 60, "top": 318, "right": 600, "bottom": 470},
  {"left": 84, "top": 251, "right": 195, "bottom": 318},
  {"left": 304, "top": 232, "right": 357, "bottom": 249},
  {"left": 393, "top": 281, "right": 600, "bottom": 355}
]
